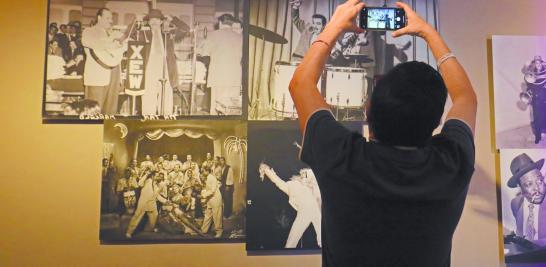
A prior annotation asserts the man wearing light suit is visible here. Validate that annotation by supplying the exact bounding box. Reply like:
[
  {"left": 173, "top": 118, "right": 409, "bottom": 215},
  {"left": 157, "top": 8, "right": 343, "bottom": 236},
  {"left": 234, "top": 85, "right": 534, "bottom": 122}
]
[
  {"left": 508, "top": 153, "right": 546, "bottom": 241},
  {"left": 200, "top": 167, "right": 223, "bottom": 238},
  {"left": 201, "top": 14, "right": 243, "bottom": 115},
  {"left": 82, "top": 8, "right": 126, "bottom": 115}
]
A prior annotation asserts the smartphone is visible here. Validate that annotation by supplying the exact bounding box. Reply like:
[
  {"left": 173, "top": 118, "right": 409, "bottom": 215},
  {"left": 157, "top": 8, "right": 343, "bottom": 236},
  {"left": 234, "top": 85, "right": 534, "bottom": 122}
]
[{"left": 359, "top": 7, "right": 406, "bottom": 31}]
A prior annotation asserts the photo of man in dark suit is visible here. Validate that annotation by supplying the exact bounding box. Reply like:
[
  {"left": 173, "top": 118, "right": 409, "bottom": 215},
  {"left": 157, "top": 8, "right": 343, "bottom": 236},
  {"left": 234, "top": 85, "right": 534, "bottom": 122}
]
[{"left": 508, "top": 153, "right": 546, "bottom": 241}]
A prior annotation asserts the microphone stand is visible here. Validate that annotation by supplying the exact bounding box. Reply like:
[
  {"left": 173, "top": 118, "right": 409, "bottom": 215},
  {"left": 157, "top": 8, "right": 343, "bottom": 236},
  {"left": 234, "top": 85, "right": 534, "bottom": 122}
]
[
  {"left": 158, "top": 21, "right": 170, "bottom": 116},
  {"left": 130, "top": 19, "right": 146, "bottom": 116},
  {"left": 189, "top": 22, "right": 199, "bottom": 115}
]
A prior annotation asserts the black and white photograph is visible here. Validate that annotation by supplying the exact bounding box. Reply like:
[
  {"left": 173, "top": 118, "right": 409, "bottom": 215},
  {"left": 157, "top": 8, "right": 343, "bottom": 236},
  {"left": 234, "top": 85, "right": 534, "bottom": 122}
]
[
  {"left": 500, "top": 149, "right": 546, "bottom": 263},
  {"left": 248, "top": 0, "right": 438, "bottom": 121},
  {"left": 493, "top": 36, "right": 546, "bottom": 148},
  {"left": 100, "top": 119, "right": 247, "bottom": 243},
  {"left": 246, "top": 121, "right": 363, "bottom": 250},
  {"left": 43, "top": 0, "right": 246, "bottom": 122}
]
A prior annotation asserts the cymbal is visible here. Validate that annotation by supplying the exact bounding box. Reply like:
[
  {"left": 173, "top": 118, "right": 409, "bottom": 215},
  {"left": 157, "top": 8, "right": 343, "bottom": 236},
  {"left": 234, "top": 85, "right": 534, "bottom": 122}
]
[
  {"left": 345, "top": 55, "right": 374, "bottom": 63},
  {"left": 248, "top": 24, "right": 288, "bottom": 44}
]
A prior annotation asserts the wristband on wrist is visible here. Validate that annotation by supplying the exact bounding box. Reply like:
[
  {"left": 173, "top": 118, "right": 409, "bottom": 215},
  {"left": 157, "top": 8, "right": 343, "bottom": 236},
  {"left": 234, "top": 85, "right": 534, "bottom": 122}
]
[
  {"left": 311, "top": 39, "right": 331, "bottom": 49},
  {"left": 437, "top": 52, "right": 456, "bottom": 69}
]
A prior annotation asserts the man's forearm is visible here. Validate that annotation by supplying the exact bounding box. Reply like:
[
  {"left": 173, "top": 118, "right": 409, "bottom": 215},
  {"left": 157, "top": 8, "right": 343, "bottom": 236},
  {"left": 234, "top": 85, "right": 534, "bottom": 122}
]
[
  {"left": 265, "top": 172, "right": 288, "bottom": 194},
  {"left": 423, "top": 28, "right": 477, "bottom": 130},
  {"left": 289, "top": 25, "right": 343, "bottom": 132}
]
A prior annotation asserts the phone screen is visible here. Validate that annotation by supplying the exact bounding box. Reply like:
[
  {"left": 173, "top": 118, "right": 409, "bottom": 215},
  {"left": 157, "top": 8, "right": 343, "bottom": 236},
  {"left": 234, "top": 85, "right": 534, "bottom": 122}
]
[{"left": 359, "top": 7, "right": 406, "bottom": 31}]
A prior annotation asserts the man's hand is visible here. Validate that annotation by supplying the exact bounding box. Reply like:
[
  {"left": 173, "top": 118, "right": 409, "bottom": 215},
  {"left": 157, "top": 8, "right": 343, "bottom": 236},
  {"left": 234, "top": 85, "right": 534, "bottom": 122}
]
[
  {"left": 391, "top": 1, "right": 435, "bottom": 39},
  {"left": 290, "top": 0, "right": 302, "bottom": 10},
  {"left": 259, "top": 163, "right": 277, "bottom": 180},
  {"left": 258, "top": 163, "right": 268, "bottom": 181},
  {"left": 327, "top": 0, "right": 365, "bottom": 34}
]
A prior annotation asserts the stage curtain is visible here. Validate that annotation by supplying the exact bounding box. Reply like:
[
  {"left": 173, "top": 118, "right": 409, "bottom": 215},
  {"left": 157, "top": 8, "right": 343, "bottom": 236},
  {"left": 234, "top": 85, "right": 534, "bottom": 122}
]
[{"left": 144, "top": 129, "right": 218, "bottom": 141}]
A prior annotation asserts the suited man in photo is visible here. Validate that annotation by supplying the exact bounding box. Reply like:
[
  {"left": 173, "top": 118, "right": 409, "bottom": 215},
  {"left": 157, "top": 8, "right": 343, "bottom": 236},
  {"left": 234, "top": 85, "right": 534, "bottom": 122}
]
[
  {"left": 218, "top": 157, "right": 234, "bottom": 218},
  {"left": 524, "top": 56, "right": 546, "bottom": 144},
  {"left": 81, "top": 8, "right": 126, "bottom": 115},
  {"left": 200, "top": 13, "right": 243, "bottom": 115},
  {"left": 64, "top": 40, "right": 85, "bottom": 76},
  {"left": 508, "top": 153, "right": 546, "bottom": 241}
]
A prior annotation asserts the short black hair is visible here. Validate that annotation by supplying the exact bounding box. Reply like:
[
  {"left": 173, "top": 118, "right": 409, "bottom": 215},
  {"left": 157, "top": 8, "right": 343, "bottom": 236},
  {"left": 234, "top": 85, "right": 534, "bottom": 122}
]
[
  {"left": 218, "top": 13, "right": 235, "bottom": 25},
  {"left": 367, "top": 61, "right": 447, "bottom": 147},
  {"left": 96, "top": 8, "right": 111, "bottom": 18},
  {"left": 312, "top": 14, "right": 327, "bottom": 26}
]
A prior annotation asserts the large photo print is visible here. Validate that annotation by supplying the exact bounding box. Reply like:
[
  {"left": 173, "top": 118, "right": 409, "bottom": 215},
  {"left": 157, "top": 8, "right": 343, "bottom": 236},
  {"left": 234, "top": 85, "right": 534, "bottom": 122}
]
[
  {"left": 248, "top": 0, "right": 438, "bottom": 121},
  {"left": 246, "top": 121, "right": 363, "bottom": 250},
  {"left": 493, "top": 36, "right": 546, "bottom": 149},
  {"left": 501, "top": 149, "right": 546, "bottom": 263},
  {"left": 43, "top": 0, "right": 245, "bottom": 122},
  {"left": 100, "top": 119, "right": 247, "bottom": 243}
]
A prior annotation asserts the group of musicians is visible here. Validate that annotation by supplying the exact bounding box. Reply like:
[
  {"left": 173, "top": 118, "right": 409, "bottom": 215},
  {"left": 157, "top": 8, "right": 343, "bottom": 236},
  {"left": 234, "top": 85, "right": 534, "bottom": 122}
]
[
  {"left": 103, "top": 152, "right": 235, "bottom": 238},
  {"left": 74, "top": 3, "right": 243, "bottom": 116}
]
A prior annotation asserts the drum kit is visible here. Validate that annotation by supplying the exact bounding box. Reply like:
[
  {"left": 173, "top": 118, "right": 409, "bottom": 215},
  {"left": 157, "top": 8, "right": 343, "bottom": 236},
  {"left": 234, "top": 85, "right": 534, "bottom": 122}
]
[{"left": 249, "top": 24, "right": 372, "bottom": 121}]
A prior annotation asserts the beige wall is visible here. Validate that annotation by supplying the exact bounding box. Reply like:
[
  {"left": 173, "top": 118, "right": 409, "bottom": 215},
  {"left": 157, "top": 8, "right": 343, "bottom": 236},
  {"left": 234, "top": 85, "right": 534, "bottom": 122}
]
[{"left": 2, "top": 0, "right": 546, "bottom": 266}]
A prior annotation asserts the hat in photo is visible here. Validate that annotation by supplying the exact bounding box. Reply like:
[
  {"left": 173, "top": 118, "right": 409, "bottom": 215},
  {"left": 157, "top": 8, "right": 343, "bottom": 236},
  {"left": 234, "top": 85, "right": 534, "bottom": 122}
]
[
  {"left": 533, "top": 56, "right": 544, "bottom": 63},
  {"left": 146, "top": 9, "right": 165, "bottom": 20},
  {"left": 507, "top": 153, "right": 545, "bottom": 188}
]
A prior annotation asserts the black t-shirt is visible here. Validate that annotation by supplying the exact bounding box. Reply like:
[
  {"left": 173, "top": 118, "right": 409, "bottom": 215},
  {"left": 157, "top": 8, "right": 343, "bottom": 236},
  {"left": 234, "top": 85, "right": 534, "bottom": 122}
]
[{"left": 300, "top": 110, "right": 475, "bottom": 267}]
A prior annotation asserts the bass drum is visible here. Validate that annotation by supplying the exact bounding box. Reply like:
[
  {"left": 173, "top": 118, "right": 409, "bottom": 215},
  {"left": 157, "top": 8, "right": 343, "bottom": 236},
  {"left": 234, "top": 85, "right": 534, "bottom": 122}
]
[
  {"left": 325, "top": 67, "right": 367, "bottom": 108},
  {"left": 272, "top": 61, "right": 321, "bottom": 119}
]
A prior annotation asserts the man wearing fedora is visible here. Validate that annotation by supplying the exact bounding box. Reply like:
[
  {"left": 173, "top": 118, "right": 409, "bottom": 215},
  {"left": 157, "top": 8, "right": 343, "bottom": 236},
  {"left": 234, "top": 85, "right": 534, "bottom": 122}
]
[
  {"left": 140, "top": 9, "right": 188, "bottom": 116},
  {"left": 508, "top": 153, "right": 546, "bottom": 241}
]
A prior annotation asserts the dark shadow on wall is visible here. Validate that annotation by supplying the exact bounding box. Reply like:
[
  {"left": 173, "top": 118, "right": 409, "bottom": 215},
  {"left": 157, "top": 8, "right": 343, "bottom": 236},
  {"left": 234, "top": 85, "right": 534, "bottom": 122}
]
[{"left": 467, "top": 163, "right": 501, "bottom": 221}]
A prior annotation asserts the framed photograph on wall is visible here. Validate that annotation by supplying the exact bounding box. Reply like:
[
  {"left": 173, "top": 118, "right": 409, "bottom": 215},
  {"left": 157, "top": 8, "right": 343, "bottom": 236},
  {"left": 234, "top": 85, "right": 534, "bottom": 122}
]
[
  {"left": 500, "top": 149, "right": 546, "bottom": 263},
  {"left": 246, "top": 120, "right": 363, "bottom": 251},
  {"left": 492, "top": 36, "right": 546, "bottom": 149},
  {"left": 247, "top": 0, "right": 439, "bottom": 121},
  {"left": 100, "top": 119, "right": 247, "bottom": 243},
  {"left": 42, "top": 0, "right": 247, "bottom": 123}
]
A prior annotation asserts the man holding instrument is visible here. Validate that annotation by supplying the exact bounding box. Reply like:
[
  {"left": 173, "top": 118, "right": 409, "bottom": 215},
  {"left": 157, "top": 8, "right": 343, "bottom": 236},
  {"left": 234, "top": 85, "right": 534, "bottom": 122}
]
[
  {"left": 82, "top": 8, "right": 127, "bottom": 115},
  {"left": 289, "top": 1, "right": 476, "bottom": 266},
  {"left": 524, "top": 56, "right": 546, "bottom": 144}
]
